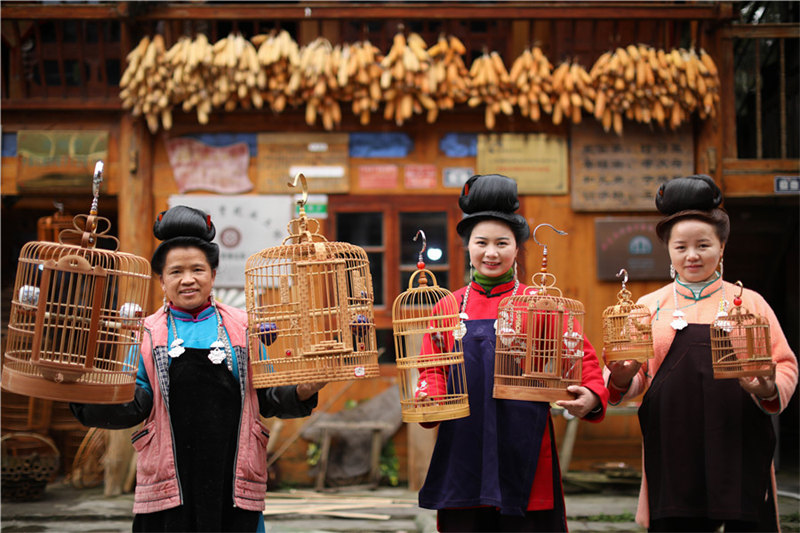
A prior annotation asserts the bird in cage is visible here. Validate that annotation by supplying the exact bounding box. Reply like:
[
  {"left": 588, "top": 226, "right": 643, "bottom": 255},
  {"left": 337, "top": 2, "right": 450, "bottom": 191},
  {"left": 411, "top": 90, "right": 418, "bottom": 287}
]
[
  {"left": 417, "top": 174, "right": 609, "bottom": 522},
  {"left": 604, "top": 174, "right": 798, "bottom": 531},
  {"left": 2, "top": 161, "right": 151, "bottom": 404},
  {"left": 70, "top": 205, "right": 325, "bottom": 532}
]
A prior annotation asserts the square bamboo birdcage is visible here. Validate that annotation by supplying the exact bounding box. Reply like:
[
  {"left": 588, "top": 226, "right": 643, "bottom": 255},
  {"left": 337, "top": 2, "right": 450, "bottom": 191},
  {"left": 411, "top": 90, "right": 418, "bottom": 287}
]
[
  {"left": 1, "top": 163, "right": 151, "bottom": 404},
  {"left": 710, "top": 281, "right": 774, "bottom": 379},
  {"left": 391, "top": 234, "right": 469, "bottom": 423},
  {"left": 602, "top": 269, "right": 653, "bottom": 363},
  {"left": 245, "top": 174, "right": 379, "bottom": 387},
  {"left": 493, "top": 224, "right": 583, "bottom": 403}
]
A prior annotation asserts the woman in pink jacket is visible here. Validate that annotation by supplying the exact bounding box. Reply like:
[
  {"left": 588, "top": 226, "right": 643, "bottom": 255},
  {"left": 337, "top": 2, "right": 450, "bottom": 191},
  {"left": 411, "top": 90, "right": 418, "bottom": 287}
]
[
  {"left": 605, "top": 175, "right": 797, "bottom": 532},
  {"left": 72, "top": 206, "right": 323, "bottom": 532}
]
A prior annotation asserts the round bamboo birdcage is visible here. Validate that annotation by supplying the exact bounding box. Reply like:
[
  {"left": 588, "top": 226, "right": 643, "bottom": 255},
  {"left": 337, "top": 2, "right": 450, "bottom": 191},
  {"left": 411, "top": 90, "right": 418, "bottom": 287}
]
[
  {"left": 391, "top": 231, "right": 469, "bottom": 423},
  {"left": 1, "top": 162, "right": 151, "bottom": 404},
  {"left": 246, "top": 174, "right": 379, "bottom": 387},
  {"left": 601, "top": 269, "right": 653, "bottom": 363},
  {"left": 493, "top": 225, "right": 583, "bottom": 403},
  {"left": 711, "top": 281, "right": 774, "bottom": 379}
]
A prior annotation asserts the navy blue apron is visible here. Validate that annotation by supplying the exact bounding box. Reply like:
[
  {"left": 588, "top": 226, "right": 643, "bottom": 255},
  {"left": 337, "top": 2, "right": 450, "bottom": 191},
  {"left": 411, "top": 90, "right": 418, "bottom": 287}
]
[
  {"left": 418, "top": 319, "right": 551, "bottom": 516},
  {"left": 639, "top": 324, "right": 775, "bottom": 526},
  {"left": 133, "top": 347, "right": 260, "bottom": 532}
]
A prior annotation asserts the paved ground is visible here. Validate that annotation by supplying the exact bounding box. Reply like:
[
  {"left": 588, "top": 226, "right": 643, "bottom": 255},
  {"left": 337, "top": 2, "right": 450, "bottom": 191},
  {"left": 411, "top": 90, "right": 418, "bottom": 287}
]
[{"left": 1, "top": 472, "right": 797, "bottom": 532}]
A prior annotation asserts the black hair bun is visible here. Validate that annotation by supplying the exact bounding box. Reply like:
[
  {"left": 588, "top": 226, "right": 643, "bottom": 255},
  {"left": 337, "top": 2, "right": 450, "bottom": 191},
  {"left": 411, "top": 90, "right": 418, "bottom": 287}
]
[
  {"left": 655, "top": 174, "right": 723, "bottom": 215},
  {"left": 153, "top": 205, "right": 216, "bottom": 242},
  {"left": 459, "top": 174, "right": 520, "bottom": 214}
]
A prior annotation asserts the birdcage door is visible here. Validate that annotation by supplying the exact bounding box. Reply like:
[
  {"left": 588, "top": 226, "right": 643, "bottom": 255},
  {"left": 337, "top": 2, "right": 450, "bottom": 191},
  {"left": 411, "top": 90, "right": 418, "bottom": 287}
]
[
  {"left": 31, "top": 255, "right": 107, "bottom": 383},
  {"left": 522, "top": 300, "right": 563, "bottom": 379},
  {"left": 296, "top": 258, "right": 352, "bottom": 357}
]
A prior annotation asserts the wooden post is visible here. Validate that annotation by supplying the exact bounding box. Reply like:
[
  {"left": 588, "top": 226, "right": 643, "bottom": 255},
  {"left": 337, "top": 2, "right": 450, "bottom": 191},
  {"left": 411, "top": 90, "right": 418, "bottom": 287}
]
[{"left": 103, "top": 105, "right": 155, "bottom": 496}]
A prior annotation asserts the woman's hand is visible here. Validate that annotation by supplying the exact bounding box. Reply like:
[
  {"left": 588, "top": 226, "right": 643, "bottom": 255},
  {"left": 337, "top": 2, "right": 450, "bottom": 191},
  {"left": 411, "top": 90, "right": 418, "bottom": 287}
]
[
  {"left": 738, "top": 370, "right": 778, "bottom": 401},
  {"left": 296, "top": 382, "right": 326, "bottom": 401},
  {"left": 556, "top": 386, "right": 600, "bottom": 418},
  {"left": 605, "top": 359, "right": 642, "bottom": 391}
]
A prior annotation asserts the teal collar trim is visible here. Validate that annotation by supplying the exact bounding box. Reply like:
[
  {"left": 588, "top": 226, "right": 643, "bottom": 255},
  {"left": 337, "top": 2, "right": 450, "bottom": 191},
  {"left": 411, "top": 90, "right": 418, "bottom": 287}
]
[{"left": 675, "top": 273, "right": 722, "bottom": 301}]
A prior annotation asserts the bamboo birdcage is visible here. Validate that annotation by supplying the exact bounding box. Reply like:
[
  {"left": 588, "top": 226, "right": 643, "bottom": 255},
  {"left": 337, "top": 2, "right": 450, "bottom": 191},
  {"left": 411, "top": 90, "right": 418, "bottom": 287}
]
[
  {"left": 710, "top": 281, "right": 774, "bottom": 379},
  {"left": 601, "top": 269, "right": 654, "bottom": 363},
  {"left": 392, "top": 231, "right": 469, "bottom": 423},
  {"left": 493, "top": 224, "right": 583, "bottom": 402},
  {"left": 1, "top": 162, "right": 151, "bottom": 404},
  {"left": 246, "top": 174, "right": 379, "bottom": 387}
]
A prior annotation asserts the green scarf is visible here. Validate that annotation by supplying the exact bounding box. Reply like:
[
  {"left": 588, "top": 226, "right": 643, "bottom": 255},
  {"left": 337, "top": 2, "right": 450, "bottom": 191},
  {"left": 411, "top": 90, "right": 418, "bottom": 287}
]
[{"left": 472, "top": 268, "right": 514, "bottom": 292}]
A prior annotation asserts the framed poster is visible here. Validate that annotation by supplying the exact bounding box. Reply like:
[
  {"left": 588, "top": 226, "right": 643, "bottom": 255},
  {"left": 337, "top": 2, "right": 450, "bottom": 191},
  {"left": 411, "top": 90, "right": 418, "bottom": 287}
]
[
  {"left": 257, "top": 133, "right": 349, "bottom": 193},
  {"left": 595, "top": 217, "right": 670, "bottom": 281},
  {"left": 168, "top": 194, "right": 294, "bottom": 288},
  {"left": 571, "top": 121, "right": 694, "bottom": 211},
  {"left": 477, "top": 133, "right": 567, "bottom": 194}
]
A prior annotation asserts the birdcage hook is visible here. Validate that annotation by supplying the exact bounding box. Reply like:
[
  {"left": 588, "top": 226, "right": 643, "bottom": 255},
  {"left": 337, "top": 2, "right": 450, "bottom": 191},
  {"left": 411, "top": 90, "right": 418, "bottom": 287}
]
[
  {"left": 90, "top": 161, "right": 104, "bottom": 216},
  {"left": 734, "top": 280, "right": 744, "bottom": 299},
  {"left": 616, "top": 268, "right": 629, "bottom": 290},
  {"left": 288, "top": 172, "right": 309, "bottom": 208},
  {"left": 414, "top": 230, "right": 427, "bottom": 264},
  {"left": 533, "top": 223, "right": 567, "bottom": 273}
]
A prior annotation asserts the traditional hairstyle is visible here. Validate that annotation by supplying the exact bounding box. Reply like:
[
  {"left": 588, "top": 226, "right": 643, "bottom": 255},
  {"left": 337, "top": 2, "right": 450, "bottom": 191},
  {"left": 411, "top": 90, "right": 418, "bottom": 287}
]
[
  {"left": 456, "top": 174, "right": 530, "bottom": 245},
  {"left": 654, "top": 174, "right": 730, "bottom": 244},
  {"left": 150, "top": 205, "right": 219, "bottom": 275}
]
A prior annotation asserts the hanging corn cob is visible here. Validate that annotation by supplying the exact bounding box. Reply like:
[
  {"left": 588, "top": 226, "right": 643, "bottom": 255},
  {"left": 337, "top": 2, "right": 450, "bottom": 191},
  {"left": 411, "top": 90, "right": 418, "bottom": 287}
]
[
  {"left": 508, "top": 46, "right": 554, "bottom": 123},
  {"left": 208, "top": 33, "right": 262, "bottom": 114},
  {"left": 380, "top": 32, "right": 434, "bottom": 126},
  {"left": 119, "top": 35, "right": 172, "bottom": 134},
  {"left": 287, "top": 38, "right": 342, "bottom": 130},
  {"left": 468, "top": 51, "right": 515, "bottom": 129},
  {"left": 165, "top": 34, "right": 214, "bottom": 126},
  {"left": 335, "top": 41, "right": 384, "bottom": 125},
  {"left": 551, "top": 60, "right": 594, "bottom": 126},
  {"left": 426, "top": 35, "right": 471, "bottom": 123},
  {"left": 253, "top": 30, "right": 300, "bottom": 114}
]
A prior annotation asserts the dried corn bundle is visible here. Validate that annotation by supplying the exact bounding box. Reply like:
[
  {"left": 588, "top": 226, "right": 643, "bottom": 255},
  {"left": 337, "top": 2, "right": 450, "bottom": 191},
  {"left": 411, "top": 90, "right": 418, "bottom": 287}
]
[
  {"left": 425, "top": 35, "right": 471, "bottom": 123},
  {"left": 551, "top": 60, "right": 594, "bottom": 126},
  {"left": 468, "top": 51, "right": 515, "bottom": 130},
  {"left": 119, "top": 35, "right": 173, "bottom": 134},
  {"left": 209, "top": 33, "right": 262, "bottom": 113},
  {"left": 509, "top": 46, "right": 554, "bottom": 123},
  {"left": 379, "top": 32, "right": 435, "bottom": 126},
  {"left": 335, "top": 41, "right": 384, "bottom": 125},
  {"left": 166, "top": 34, "right": 214, "bottom": 126},
  {"left": 288, "top": 38, "right": 342, "bottom": 130},
  {"left": 253, "top": 30, "right": 300, "bottom": 114},
  {"left": 676, "top": 48, "right": 721, "bottom": 121}
]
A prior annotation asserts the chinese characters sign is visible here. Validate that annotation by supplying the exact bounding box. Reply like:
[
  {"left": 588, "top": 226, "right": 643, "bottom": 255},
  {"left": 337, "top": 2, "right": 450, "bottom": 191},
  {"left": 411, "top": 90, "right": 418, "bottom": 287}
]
[
  {"left": 571, "top": 122, "right": 694, "bottom": 211},
  {"left": 595, "top": 217, "right": 670, "bottom": 281},
  {"left": 257, "top": 133, "right": 349, "bottom": 193},
  {"left": 477, "top": 133, "right": 567, "bottom": 194}
]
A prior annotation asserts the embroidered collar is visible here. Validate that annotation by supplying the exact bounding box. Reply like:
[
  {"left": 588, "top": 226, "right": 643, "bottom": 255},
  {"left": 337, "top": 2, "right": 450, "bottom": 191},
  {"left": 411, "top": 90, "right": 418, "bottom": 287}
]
[
  {"left": 169, "top": 301, "right": 215, "bottom": 321},
  {"left": 469, "top": 277, "right": 519, "bottom": 298}
]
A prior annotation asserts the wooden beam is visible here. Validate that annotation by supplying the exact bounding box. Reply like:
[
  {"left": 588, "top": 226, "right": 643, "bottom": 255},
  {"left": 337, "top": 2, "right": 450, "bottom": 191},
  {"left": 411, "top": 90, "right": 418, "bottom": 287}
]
[
  {"left": 1, "top": 2, "right": 730, "bottom": 21},
  {"left": 0, "top": 98, "right": 122, "bottom": 110},
  {"left": 722, "top": 23, "right": 800, "bottom": 39}
]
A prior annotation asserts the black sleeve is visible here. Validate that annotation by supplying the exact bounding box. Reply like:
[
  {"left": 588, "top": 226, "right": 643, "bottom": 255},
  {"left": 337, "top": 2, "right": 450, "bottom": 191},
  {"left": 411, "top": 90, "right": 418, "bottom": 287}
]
[
  {"left": 69, "top": 386, "right": 153, "bottom": 429},
  {"left": 257, "top": 385, "right": 318, "bottom": 419}
]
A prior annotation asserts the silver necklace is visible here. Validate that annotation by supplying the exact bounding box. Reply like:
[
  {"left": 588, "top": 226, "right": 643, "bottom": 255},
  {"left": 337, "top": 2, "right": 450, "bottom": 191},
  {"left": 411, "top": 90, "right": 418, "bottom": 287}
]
[
  {"left": 167, "top": 306, "right": 233, "bottom": 371},
  {"left": 456, "top": 277, "right": 520, "bottom": 340}
]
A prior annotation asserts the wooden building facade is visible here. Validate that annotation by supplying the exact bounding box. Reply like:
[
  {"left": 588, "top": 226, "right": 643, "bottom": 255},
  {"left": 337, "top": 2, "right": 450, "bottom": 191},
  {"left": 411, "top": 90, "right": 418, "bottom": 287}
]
[{"left": 2, "top": 1, "right": 798, "bottom": 489}]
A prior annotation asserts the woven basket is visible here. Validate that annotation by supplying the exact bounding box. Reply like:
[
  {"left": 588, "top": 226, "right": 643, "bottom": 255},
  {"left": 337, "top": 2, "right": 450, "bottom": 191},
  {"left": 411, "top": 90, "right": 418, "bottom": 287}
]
[{"left": 1, "top": 432, "right": 60, "bottom": 501}]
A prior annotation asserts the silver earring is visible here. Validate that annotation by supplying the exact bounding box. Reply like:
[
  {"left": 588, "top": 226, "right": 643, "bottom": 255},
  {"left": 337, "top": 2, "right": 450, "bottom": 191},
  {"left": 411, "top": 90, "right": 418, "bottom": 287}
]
[
  {"left": 163, "top": 296, "right": 169, "bottom": 312},
  {"left": 513, "top": 260, "right": 519, "bottom": 280},
  {"left": 718, "top": 257, "right": 724, "bottom": 278},
  {"left": 669, "top": 264, "right": 676, "bottom": 280},
  {"left": 469, "top": 263, "right": 475, "bottom": 279}
]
